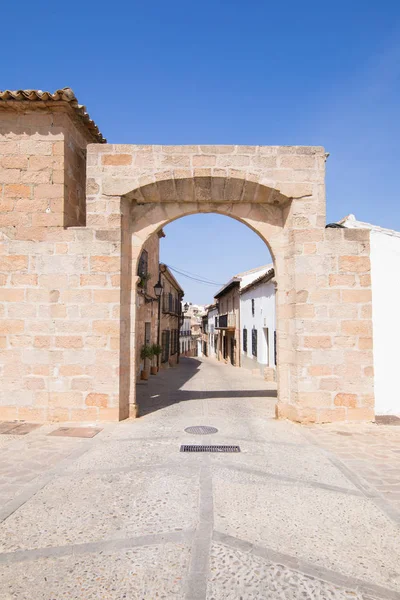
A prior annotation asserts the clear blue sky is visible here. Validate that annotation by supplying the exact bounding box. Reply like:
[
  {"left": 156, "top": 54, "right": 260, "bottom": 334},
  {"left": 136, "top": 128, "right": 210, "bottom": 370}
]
[{"left": 2, "top": 1, "right": 400, "bottom": 303}]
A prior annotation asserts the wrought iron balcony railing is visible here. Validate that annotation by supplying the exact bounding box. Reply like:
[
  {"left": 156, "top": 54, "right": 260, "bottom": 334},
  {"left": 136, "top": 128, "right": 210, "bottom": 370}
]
[{"left": 215, "top": 313, "right": 236, "bottom": 330}]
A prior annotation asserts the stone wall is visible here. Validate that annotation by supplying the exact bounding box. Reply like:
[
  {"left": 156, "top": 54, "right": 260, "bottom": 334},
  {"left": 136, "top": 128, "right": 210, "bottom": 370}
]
[
  {"left": 276, "top": 226, "right": 374, "bottom": 423},
  {"left": 0, "top": 226, "right": 122, "bottom": 421},
  {"left": 0, "top": 107, "right": 90, "bottom": 228}
]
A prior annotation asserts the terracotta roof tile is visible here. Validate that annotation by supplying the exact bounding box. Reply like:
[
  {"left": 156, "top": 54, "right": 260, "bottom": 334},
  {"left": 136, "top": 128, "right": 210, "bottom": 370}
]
[{"left": 0, "top": 87, "right": 105, "bottom": 143}]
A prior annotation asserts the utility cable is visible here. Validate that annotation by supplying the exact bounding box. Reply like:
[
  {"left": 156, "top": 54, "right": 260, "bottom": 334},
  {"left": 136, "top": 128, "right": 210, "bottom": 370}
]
[
  {"left": 166, "top": 265, "right": 224, "bottom": 287},
  {"left": 167, "top": 264, "right": 223, "bottom": 285}
]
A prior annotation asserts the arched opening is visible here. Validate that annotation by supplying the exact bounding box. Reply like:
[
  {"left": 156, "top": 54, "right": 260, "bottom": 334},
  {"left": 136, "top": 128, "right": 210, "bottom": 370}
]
[
  {"left": 117, "top": 175, "right": 292, "bottom": 420},
  {"left": 85, "top": 144, "right": 374, "bottom": 425}
]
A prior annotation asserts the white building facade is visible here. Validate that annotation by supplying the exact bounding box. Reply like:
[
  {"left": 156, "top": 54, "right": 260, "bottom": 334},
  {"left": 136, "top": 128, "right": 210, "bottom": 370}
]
[
  {"left": 340, "top": 214, "right": 400, "bottom": 415},
  {"left": 240, "top": 268, "right": 276, "bottom": 380},
  {"left": 180, "top": 315, "right": 193, "bottom": 356},
  {"left": 207, "top": 305, "right": 218, "bottom": 358}
]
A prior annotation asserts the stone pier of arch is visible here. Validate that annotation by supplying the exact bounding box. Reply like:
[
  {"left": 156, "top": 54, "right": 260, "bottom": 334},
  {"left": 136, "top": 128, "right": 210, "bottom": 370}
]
[{"left": 0, "top": 136, "right": 374, "bottom": 424}]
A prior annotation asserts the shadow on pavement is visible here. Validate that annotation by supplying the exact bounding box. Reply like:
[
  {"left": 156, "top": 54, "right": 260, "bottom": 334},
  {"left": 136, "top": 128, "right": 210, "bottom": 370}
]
[{"left": 136, "top": 356, "right": 277, "bottom": 417}]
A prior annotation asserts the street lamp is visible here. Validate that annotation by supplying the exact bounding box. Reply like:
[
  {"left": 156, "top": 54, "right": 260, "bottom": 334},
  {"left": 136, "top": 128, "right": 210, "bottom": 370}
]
[
  {"left": 154, "top": 281, "right": 163, "bottom": 298},
  {"left": 183, "top": 302, "right": 189, "bottom": 313},
  {"left": 154, "top": 280, "right": 163, "bottom": 368}
]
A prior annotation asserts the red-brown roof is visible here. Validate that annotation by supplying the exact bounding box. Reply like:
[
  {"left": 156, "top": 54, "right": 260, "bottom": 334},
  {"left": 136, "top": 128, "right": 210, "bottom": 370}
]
[{"left": 0, "top": 87, "right": 105, "bottom": 143}]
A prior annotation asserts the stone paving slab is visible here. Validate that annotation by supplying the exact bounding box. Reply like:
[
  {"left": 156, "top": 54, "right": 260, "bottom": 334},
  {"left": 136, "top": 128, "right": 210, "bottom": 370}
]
[
  {"left": 305, "top": 425, "right": 400, "bottom": 517},
  {"left": 0, "top": 468, "right": 199, "bottom": 552},
  {"left": 0, "top": 542, "right": 190, "bottom": 599},
  {"left": 48, "top": 426, "right": 102, "bottom": 438},
  {"left": 66, "top": 437, "right": 183, "bottom": 471},
  {"left": 206, "top": 437, "right": 358, "bottom": 490}
]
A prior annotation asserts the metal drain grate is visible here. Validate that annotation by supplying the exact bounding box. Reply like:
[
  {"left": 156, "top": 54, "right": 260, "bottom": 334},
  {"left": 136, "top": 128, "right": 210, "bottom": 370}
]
[
  {"left": 0, "top": 422, "right": 41, "bottom": 435},
  {"left": 184, "top": 426, "right": 218, "bottom": 435},
  {"left": 376, "top": 415, "right": 400, "bottom": 426},
  {"left": 48, "top": 427, "right": 102, "bottom": 438},
  {"left": 180, "top": 445, "right": 240, "bottom": 453}
]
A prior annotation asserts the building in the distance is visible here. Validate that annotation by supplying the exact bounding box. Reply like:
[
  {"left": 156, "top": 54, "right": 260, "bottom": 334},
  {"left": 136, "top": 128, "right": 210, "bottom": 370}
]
[
  {"left": 135, "top": 230, "right": 165, "bottom": 378},
  {"left": 159, "top": 264, "right": 184, "bottom": 367},
  {"left": 180, "top": 314, "right": 193, "bottom": 357},
  {"left": 240, "top": 265, "right": 276, "bottom": 380},
  {"left": 201, "top": 313, "right": 208, "bottom": 356},
  {"left": 207, "top": 304, "right": 218, "bottom": 359},
  {"left": 214, "top": 265, "right": 273, "bottom": 368},
  {"left": 183, "top": 303, "right": 206, "bottom": 357},
  {"left": 214, "top": 277, "right": 241, "bottom": 365}
]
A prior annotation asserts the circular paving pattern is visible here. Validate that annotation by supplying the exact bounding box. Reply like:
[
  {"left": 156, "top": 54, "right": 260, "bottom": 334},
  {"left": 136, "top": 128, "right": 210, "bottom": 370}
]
[{"left": 184, "top": 426, "right": 218, "bottom": 435}]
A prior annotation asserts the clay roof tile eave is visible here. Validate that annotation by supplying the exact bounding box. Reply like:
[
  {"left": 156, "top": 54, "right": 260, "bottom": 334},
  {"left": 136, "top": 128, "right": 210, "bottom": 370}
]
[{"left": 0, "top": 87, "right": 106, "bottom": 143}]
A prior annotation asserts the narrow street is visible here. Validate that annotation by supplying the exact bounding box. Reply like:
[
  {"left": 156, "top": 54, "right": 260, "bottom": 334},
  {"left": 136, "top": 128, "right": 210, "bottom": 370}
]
[{"left": 0, "top": 357, "right": 399, "bottom": 599}]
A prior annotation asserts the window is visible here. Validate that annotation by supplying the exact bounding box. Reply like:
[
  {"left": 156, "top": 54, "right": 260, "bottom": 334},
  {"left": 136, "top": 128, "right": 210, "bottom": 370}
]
[
  {"left": 251, "top": 299, "right": 255, "bottom": 317},
  {"left": 243, "top": 328, "right": 247, "bottom": 353},
  {"left": 170, "top": 329, "right": 179, "bottom": 355},
  {"left": 161, "top": 330, "right": 170, "bottom": 363},
  {"left": 138, "top": 251, "right": 149, "bottom": 290},
  {"left": 162, "top": 292, "right": 179, "bottom": 315},
  {"left": 144, "top": 322, "right": 151, "bottom": 346},
  {"left": 252, "top": 328, "right": 257, "bottom": 357},
  {"left": 264, "top": 327, "right": 269, "bottom": 366}
]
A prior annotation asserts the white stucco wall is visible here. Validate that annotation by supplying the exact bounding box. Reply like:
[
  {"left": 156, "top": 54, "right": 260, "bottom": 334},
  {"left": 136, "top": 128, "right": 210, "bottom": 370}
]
[
  {"left": 207, "top": 308, "right": 218, "bottom": 358},
  {"left": 240, "top": 279, "right": 276, "bottom": 372},
  {"left": 180, "top": 316, "right": 192, "bottom": 354},
  {"left": 370, "top": 229, "right": 400, "bottom": 415},
  {"left": 340, "top": 214, "right": 400, "bottom": 415}
]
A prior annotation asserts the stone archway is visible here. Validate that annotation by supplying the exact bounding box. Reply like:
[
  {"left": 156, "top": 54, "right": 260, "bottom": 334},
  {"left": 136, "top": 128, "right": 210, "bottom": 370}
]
[
  {"left": 86, "top": 145, "right": 375, "bottom": 424},
  {"left": 122, "top": 197, "right": 286, "bottom": 420}
]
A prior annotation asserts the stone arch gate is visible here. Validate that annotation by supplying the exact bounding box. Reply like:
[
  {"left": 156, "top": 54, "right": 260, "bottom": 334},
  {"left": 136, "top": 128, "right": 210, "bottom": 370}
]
[
  {"left": 0, "top": 133, "right": 374, "bottom": 424},
  {"left": 86, "top": 144, "right": 374, "bottom": 424}
]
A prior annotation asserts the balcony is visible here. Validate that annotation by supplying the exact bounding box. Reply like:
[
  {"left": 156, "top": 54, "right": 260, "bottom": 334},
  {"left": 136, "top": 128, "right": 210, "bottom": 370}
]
[
  {"left": 162, "top": 293, "right": 180, "bottom": 315},
  {"left": 215, "top": 313, "right": 236, "bottom": 330}
]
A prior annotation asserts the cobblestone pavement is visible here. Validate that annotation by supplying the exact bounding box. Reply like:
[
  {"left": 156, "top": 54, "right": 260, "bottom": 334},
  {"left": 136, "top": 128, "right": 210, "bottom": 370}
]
[{"left": 0, "top": 357, "right": 399, "bottom": 599}]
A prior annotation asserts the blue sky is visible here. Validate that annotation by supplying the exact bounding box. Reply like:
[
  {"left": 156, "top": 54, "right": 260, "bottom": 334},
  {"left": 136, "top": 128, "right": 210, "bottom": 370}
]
[{"left": 2, "top": 1, "right": 400, "bottom": 303}]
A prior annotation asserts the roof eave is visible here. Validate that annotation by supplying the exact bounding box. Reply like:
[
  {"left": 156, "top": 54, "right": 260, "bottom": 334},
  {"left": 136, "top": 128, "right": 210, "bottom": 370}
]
[{"left": 0, "top": 87, "right": 106, "bottom": 143}]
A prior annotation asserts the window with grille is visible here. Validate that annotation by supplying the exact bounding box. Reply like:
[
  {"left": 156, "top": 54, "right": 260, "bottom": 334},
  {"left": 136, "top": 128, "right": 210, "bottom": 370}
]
[
  {"left": 243, "top": 328, "right": 247, "bottom": 353},
  {"left": 252, "top": 328, "right": 257, "bottom": 357},
  {"left": 137, "top": 251, "right": 149, "bottom": 290},
  {"left": 171, "top": 329, "right": 178, "bottom": 355},
  {"left": 161, "top": 330, "right": 170, "bottom": 363},
  {"left": 144, "top": 322, "right": 151, "bottom": 346}
]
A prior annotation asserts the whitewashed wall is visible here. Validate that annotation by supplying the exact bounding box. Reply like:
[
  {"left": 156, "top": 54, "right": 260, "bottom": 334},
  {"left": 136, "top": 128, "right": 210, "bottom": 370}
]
[
  {"left": 240, "top": 280, "right": 276, "bottom": 373},
  {"left": 180, "top": 316, "right": 192, "bottom": 354},
  {"left": 340, "top": 214, "right": 400, "bottom": 416},
  {"left": 370, "top": 229, "right": 400, "bottom": 415},
  {"left": 207, "top": 307, "right": 218, "bottom": 358}
]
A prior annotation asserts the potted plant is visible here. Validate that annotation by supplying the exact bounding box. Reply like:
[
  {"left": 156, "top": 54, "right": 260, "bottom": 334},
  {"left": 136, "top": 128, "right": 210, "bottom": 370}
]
[
  {"left": 140, "top": 345, "right": 153, "bottom": 380},
  {"left": 138, "top": 272, "right": 152, "bottom": 290},
  {"left": 151, "top": 343, "right": 162, "bottom": 374}
]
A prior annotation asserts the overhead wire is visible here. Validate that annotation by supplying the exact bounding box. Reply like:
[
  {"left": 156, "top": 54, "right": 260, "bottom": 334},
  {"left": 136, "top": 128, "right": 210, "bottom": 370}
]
[
  {"left": 166, "top": 264, "right": 224, "bottom": 287},
  {"left": 167, "top": 264, "right": 223, "bottom": 284}
]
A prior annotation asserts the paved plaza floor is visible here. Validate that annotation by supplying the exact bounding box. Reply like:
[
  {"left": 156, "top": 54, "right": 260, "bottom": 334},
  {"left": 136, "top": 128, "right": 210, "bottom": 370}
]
[{"left": 0, "top": 357, "right": 399, "bottom": 599}]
